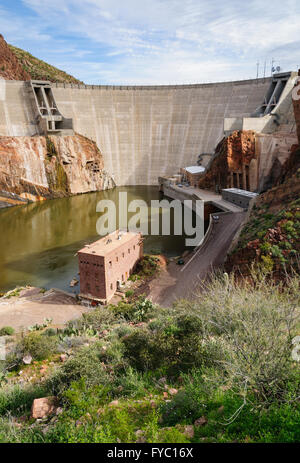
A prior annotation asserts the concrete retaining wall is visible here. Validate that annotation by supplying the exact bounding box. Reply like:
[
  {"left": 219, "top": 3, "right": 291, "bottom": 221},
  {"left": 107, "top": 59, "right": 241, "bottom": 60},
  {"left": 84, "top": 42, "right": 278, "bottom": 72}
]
[{"left": 0, "top": 77, "right": 281, "bottom": 185}]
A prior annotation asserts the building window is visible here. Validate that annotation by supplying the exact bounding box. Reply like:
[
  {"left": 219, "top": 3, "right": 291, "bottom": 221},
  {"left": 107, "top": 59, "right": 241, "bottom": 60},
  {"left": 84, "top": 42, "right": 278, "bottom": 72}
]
[
  {"left": 110, "top": 283, "right": 113, "bottom": 290},
  {"left": 128, "top": 248, "right": 130, "bottom": 254},
  {"left": 109, "top": 261, "right": 112, "bottom": 268},
  {"left": 116, "top": 256, "right": 119, "bottom": 262},
  {"left": 122, "top": 252, "right": 125, "bottom": 258},
  {"left": 133, "top": 245, "right": 136, "bottom": 250}
]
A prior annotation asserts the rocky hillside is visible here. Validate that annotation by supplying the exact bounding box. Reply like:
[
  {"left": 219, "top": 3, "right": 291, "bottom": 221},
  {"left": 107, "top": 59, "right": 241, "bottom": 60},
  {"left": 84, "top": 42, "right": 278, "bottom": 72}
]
[
  {"left": 225, "top": 78, "right": 300, "bottom": 279},
  {"left": 0, "top": 34, "right": 30, "bottom": 81},
  {"left": 0, "top": 133, "right": 114, "bottom": 205},
  {"left": 198, "top": 130, "right": 256, "bottom": 192},
  {"left": 198, "top": 129, "right": 297, "bottom": 194},
  {"left": 225, "top": 166, "right": 300, "bottom": 279},
  {"left": 0, "top": 34, "right": 82, "bottom": 83}
]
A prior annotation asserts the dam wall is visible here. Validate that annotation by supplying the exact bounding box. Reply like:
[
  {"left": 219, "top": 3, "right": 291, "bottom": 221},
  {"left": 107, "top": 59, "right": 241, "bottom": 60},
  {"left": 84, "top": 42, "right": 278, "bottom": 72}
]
[{"left": 0, "top": 76, "right": 296, "bottom": 185}]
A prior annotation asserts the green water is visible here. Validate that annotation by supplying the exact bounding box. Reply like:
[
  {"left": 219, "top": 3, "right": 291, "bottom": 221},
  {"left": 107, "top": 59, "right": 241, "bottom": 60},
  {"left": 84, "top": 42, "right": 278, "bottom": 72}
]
[{"left": 0, "top": 186, "right": 188, "bottom": 293}]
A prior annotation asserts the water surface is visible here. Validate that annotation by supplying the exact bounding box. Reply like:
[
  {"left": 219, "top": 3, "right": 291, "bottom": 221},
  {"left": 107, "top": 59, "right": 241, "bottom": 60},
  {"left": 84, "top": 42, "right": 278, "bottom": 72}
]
[{"left": 0, "top": 186, "right": 188, "bottom": 293}]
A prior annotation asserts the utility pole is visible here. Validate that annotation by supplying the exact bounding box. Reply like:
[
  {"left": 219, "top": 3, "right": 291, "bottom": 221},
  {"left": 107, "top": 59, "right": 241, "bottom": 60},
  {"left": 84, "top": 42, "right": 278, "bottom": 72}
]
[
  {"left": 256, "top": 61, "right": 260, "bottom": 80},
  {"left": 263, "top": 60, "right": 266, "bottom": 80}
]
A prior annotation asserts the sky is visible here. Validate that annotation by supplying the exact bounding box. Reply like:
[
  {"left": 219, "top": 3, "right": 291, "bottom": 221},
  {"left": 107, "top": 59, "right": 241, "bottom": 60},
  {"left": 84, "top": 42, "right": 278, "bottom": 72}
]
[{"left": 1, "top": 0, "right": 300, "bottom": 85}]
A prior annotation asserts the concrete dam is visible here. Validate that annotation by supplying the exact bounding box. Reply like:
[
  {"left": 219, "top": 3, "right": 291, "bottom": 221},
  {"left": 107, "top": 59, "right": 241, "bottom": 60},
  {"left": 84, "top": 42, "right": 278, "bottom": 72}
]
[{"left": 0, "top": 73, "right": 296, "bottom": 186}]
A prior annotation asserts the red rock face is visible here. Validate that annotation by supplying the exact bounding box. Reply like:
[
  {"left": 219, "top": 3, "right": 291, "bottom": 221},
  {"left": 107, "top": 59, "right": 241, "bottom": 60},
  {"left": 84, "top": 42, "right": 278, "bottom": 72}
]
[
  {"left": 198, "top": 130, "right": 256, "bottom": 192},
  {"left": 0, "top": 34, "right": 30, "bottom": 81},
  {"left": 0, "top": 133, "right": 114, "bottom": 203},
  {"left": 226, "top": 130, "right": 256, "bottom": 171}
]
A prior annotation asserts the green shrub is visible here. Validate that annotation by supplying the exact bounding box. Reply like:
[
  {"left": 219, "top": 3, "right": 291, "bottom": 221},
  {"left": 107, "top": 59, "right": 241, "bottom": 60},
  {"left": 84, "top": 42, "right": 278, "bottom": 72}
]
[
  {"left": 0, "top": 326, "right": 14, "bottom": 336},
  {"left": 135, "top": 255, "right": 159, "bottom": 277},
  {"left": 71, "top": 306, "right": 116, "bottom": 332},
  {"left": 189, "top": 273, "right": 300, "bottom": 405},
  {"left": 44, "top": 328, "right": 57, "bottom": 337},
  {"left": 125, "top": 289, "right": 134, "bottom": 298},
  {"left": 14, "top": 332, "right": 58, "bottom": 362},
  {"left": 122, "top": 313, "right": 216, "bottom": 375},
  {"left": 47, "top": 341, "right": 124, "bottom": 393},
  {"left": 0, "top": 383, "right": 48, "bottom": 416},
  {"left": 109, "top": 297, "right": 156, "bottom": 322}
]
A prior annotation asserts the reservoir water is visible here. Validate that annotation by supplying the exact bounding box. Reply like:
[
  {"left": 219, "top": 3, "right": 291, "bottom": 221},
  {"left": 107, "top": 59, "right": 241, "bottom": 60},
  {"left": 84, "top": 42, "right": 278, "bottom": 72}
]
[{"left": 0, "top": 186, "right": 189, "bottom": 293}]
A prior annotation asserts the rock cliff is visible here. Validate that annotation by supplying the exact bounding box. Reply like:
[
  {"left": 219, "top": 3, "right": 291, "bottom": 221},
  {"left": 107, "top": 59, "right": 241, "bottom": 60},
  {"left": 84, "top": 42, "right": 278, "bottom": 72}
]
[
  {"left": 0, "top": 34, "right": 82, "bottom": 83},
  {"left": 198, "top": 130, "right": 256, "bottom": 192},
  {"left": 198, "top": 129, "right": 297, "bottom": 193},
  {"left": 225, "top": 166, "right": 300, "bottom": 279},
  {"left": 0, "top": 34, "right": 30, "bottom": 81},
  {"left": 222, "top": 74, "right": 300, "bottom": 279},
  {"left": 0, "top": 133, "right": 114, "bottom": 204}
]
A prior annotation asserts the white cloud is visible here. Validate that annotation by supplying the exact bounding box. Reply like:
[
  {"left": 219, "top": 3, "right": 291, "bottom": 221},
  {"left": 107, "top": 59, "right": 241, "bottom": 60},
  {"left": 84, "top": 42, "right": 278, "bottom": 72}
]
[{"left": 2, "top": 0, "right": 300, "bottom": 83}]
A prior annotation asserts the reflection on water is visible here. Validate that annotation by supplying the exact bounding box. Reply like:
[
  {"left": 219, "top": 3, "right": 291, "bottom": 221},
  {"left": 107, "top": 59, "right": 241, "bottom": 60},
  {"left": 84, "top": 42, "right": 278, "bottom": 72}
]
[{"left": 0, "top": 186, "right": 189, "bottom": 293}]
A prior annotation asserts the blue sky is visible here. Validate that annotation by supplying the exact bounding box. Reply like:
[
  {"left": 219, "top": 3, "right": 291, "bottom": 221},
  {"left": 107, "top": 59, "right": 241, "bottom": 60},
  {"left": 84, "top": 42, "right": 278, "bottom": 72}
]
[{"left": 1, "top": 0, "right": 300, "bottom": 84}]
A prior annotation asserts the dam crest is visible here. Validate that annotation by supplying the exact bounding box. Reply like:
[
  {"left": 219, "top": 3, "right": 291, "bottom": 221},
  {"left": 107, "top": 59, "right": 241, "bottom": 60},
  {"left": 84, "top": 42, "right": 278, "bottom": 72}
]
[{"left": 0, "top": 72, "right": 296, "bottom": 186}]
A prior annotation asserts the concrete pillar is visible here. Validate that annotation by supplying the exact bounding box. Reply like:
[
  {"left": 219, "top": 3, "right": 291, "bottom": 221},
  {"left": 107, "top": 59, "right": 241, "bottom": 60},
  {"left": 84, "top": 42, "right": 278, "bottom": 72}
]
[
  {"left": 242, "top": 164, "right": 247, "bottom": 190},
  {"left": 249, "top": 158, "right": 258, "bottom": 191}
]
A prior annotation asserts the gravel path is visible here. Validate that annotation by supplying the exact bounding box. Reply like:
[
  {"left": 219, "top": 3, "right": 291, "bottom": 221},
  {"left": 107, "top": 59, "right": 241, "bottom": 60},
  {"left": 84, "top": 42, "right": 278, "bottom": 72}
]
[{"left": 149, "top": 211, "right": 246, "bottom": 307}]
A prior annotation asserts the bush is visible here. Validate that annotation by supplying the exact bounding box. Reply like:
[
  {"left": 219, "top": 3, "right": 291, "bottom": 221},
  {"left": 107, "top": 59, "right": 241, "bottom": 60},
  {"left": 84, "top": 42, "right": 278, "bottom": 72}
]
[
  {"left": 13, "top": 332, "right": 58, "bottom": 362},
  {"left": 0, "top": 326, "right": 14, "bottom": 336},
  {"left": 122, "top": 313, "right": 217, "bottom": 375},
  {"left": 48, "top": 341, "right": 125, "bottom": 394},
  {"left": 125, "top": 289, "right": 134, "bottom": 298},
  {"left": 0, "top": 383, "right": 48, "bottom": 416},
  {"left": 189, "top": 273, "right": 300, "bottom": 406},
  {"left": 71, "top": 306, "right": 116, "bottom": 332},
  {"left": 135, "top": 255, "right": 159, "bottom": 277},
  {"left": 44, "top": 328, "right": 57, "bottom": 337},
  {"left": 109, "top": 297, "right": 156, "bottom": 322}
]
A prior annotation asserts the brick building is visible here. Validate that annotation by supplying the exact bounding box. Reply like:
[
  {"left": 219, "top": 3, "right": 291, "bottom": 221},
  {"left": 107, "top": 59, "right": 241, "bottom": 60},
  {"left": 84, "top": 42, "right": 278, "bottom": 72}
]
[
  {"left": 78, "top": 230, "right": 143, "bottom": 303},
  {"left": 180, "top": 166, "right": 205, "bottom": 187}
]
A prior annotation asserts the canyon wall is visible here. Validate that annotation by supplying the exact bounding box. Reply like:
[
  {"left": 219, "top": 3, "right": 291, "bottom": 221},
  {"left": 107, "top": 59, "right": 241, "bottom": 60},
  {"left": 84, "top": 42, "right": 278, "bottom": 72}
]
[
  {"left": 0, "top": 35, "right": 30, "bottom": 81},
  {"left": 0, "top": 133, "right": 114, "bottom": 202},
  {"left": 198, "top": 129, "right": 297, "bottom": 193},
  {"left": 224, "top": 74, "right": 300, "bottom": 278},
  {"left": 0, "top": 78, "right": 274, "bottom": 185}
]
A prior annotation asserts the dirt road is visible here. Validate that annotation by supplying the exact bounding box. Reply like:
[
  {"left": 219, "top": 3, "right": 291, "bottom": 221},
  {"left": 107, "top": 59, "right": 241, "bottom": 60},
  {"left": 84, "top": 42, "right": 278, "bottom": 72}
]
[{"left": 149, "top": 211, "right": 246, "bottom": 307}]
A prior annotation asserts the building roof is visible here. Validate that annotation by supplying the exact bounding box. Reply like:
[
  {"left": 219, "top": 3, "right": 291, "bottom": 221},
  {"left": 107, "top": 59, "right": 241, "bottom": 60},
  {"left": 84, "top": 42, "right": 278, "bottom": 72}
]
[
  {"left": 78, "top": 230, "right": 141, "bottom": 257},
  {"left": 222, "top": 188, "right": 258, "bottom": 198},
  {"left": 184, "top": 165, "right": 205, "bottom": 174}
]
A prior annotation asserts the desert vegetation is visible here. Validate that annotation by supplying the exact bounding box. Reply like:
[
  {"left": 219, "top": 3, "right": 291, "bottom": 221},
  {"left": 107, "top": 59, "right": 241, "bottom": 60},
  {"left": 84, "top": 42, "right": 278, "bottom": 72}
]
[
  {"left": 8, "top": 44, "right": 83, "bottom": 84},
  {"left": 0, "top": 270, "right": 299, "bottom": 443}
]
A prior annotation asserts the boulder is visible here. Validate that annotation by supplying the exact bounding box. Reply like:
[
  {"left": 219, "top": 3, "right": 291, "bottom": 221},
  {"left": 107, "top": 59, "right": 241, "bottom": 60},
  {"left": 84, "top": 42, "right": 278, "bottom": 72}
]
[
  {"left": 168, "top": 388, "right": 178, "bottom": 396},
  {"left": 31, "top": 397, "right": 59, "bottom": 419},
  {"left": 108, "top": 400, "right": 119, "bottom": 407},
  {"left": 194, "top": 416, "right": 207, "bottom": 427},
  {"left": 22, "top": 355, "right": 32, "bottom": 365}
]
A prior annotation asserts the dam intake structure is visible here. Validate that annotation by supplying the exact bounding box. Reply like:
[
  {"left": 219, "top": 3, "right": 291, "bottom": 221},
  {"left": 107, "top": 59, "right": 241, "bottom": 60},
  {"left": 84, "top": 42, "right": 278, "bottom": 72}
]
[{"left": 26, "top": 80, "right": 74, "bottom": 135}]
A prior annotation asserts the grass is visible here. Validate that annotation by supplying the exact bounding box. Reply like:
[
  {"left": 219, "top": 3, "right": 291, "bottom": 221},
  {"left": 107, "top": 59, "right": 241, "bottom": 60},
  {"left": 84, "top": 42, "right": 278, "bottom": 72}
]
[
  {"left": 0, "top": 271, "right": 299, "bottom": 443},
  {"left": 8, "top": 44, "right": 83, "bottom": 84},
  {"left": 0, "top": 327, "right": 14, "bottom": 336}
]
